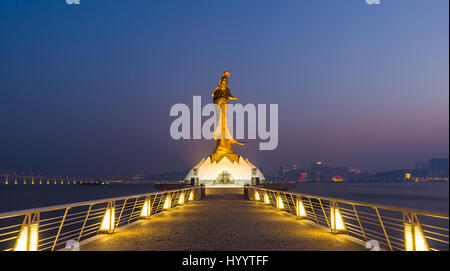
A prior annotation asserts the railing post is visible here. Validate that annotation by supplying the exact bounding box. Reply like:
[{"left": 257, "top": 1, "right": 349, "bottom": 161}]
[
  {"left": 116, "top": 199, "right": 127, "bottom": 226},
  {"left": 318, "top": 198, "right": 329, "bottom": 228},
  {"left": 352, "top": 205, "right": 367, "bottom": 242},
  {"left": 200, "top": 184, "right": 205, "bottom": 200},
  {"left": 128, "top": 197, "right": 139, "bottom": 224},
  {"left": 243, "top": 185, "right": 249, "bottom": 200},
  {"left": 374, "top": 207, "right": 391, "bottom": 250},
  {"left": 308, "top": 197, "right": 318, "bottom": 224},
  {"left": 52, "top": 207, "right": 69, "bottom": 251},
  {"left": 78, "top": 204, "right": 92, "bottom": 242}
]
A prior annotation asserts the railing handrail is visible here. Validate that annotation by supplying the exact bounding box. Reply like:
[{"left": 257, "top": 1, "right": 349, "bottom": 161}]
[
  {"left": 1, "top": 186, "right": 204, "bottom": 251},
  {"left": 246, "top": 185, "right": 449, "bottom": 251},
  {"left": 250, "top": 186, "right": 449, "bottom": 219},
  {"left": 0, "top": 186, "right": 199, "bottom": 219}
]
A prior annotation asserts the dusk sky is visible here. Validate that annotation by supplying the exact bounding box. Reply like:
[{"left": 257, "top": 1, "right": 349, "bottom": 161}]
[{"left": 0, "top": 0, "right": 448, "bottom": 178}]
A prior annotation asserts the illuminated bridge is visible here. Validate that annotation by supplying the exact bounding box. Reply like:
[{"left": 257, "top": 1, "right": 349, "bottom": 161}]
[{"left": 0, "top": 186, "right": 448, "bottom": 251}]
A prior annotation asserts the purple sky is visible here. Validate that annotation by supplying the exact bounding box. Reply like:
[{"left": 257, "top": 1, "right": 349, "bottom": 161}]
[{"left": 0, "top": 0, "right": 448, "bottom": 178}]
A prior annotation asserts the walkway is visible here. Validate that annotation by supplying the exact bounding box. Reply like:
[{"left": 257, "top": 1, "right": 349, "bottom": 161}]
[{"left": 82, "top": 188, "right": 364, "bottom": 250}]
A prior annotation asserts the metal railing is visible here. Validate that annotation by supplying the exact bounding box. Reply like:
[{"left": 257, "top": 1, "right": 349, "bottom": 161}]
[
  {"left": 245, "top": 186, "right": 449, "bottom": 251},
  {"left": 0, "top": 186, "right": 203, "bottom": 251}
]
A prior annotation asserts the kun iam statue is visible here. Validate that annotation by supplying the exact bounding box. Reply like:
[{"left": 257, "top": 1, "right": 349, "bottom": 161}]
[
  {"left": 185, "top": 71, "right": 265, "bottom": 186},
  {"left": 211, "top": 71, "right": 245, "bottom": 163}
]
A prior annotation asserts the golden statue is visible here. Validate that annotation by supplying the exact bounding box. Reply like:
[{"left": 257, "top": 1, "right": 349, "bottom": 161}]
[{"left": 210, "top": 71, "right": 246, "bottom": 163}]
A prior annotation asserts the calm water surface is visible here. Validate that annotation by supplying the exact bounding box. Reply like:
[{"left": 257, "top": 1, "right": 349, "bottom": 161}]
[
  {"left": 0, "top": 184, "right": 158, "bottom": 213},
  {"left": 291, "top": 182, "right": 449, "bottom": 214},
  {"left": 0, "top": 183, "right": 448, "bottom": 214}
]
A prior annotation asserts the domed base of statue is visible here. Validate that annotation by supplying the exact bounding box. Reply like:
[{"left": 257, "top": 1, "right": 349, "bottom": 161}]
[{"left": 185, "top": 155, "right": 265, "bottom": 187}]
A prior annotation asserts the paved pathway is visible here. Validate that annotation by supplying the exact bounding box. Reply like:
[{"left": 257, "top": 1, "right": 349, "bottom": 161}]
[{"left": 82, "top": 188, "right": 364, "bottom": 250}]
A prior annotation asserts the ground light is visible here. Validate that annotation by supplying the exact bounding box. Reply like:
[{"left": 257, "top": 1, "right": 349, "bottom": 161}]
[
  {"left": 14, "top": 223, "right": 39, "bottom": 251},
  {"left": 100, "top": 204, "right": 115, "bottom": 233},
  {"left": 255, "top": 190, "right": 260, "bottom": 201},
  {"left": 163, "top": 195, "right": 171, "bottom": 209},
  {"left": 178, "top": 193, "right": 184, "bottom": 205},
  {"left": 296, "top": 199, "right": 307, "bottom": 219},
  {"left": 189, "top": 190, "right": 194, "bottom": 201},
  {"left": 404, "top": 223, "right": 429, "bottom": 251},
  {"left": 276, "top": 195, "right": 284, "bottom": 209},
  {"left": 330, "top": 205, "right": 346, "bottom": 233},
  {"left": 140, "top": 198, "right": 151, "bottom": 219}
]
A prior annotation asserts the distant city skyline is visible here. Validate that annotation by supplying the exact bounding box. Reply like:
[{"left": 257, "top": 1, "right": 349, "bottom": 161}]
[
  {"left": 2, "top": 156, "right": 449, "bottom": 179},
  {"left": 1, "top": 157, "right": 448, "bottom": 184},
  {"left": 0, "top": 0, "right": 448, "bottom": 178}
]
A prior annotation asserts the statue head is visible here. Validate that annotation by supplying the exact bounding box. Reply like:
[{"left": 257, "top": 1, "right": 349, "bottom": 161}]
[{"left": 218, "top": 71, "right": 230, "bottom": 90}]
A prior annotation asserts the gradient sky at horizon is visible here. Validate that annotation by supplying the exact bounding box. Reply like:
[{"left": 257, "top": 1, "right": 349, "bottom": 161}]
[{"left": 0, "top": 0, "right": 448, "bottom": 178}]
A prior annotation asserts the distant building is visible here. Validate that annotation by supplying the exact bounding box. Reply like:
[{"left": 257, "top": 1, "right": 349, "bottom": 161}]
[
  {"left": 414, "top": 163, "right": 429, "bottom": 177},
  {"left": 264, "top": 157, "right": 449, "bottom": 183},
  {"left": 331, "top": 167, "right": 350, "bottom": 182},
  {"left": 310, "top": 161, "right": 332, "bottom": 182},
  {"left": 429, "top": 158, "right": 449, "bottom": 177},
  {"left": 300, "top": 172, "right": 308, "bottom": 182}
]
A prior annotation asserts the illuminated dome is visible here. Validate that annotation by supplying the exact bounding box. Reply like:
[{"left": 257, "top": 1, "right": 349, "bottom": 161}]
[{"left": 185, "top": 156, "right": 265, "bottom": 186}]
